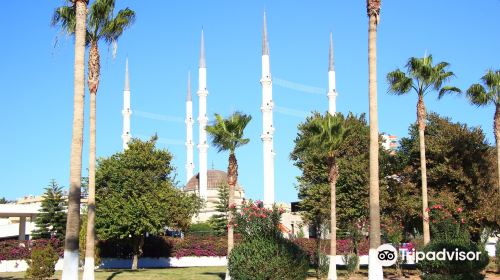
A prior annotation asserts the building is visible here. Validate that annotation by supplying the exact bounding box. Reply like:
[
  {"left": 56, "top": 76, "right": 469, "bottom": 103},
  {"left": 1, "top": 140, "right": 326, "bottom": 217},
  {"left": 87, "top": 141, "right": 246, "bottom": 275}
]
[{"left": 382, "top": 134, "right": 398, "bottom": 154}]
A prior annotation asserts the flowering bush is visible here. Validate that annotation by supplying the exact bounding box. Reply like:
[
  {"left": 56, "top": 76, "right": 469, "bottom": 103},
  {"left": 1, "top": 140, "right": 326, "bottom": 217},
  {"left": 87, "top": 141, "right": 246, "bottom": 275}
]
[
  {"left": 0, "top": 238, "right": 63, "bottom": 261},
  {"left": 173, "top": 235, "right": 235, "bottom": 258},
  {"left": 230, "top": 200, "right": 283, "bottom": 240},
  {"left": 426, "top": 204, "right": 467, "bottom": 241},
  {"left": 228, "top": 200, "right": 309, "bottom": 279}
]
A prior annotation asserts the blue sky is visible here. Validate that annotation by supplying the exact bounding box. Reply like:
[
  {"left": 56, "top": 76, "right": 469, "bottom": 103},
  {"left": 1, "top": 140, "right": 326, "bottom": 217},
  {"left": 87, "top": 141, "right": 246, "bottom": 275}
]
[{"left": 1, "top": 0, "right": 499, "bottom": 201}]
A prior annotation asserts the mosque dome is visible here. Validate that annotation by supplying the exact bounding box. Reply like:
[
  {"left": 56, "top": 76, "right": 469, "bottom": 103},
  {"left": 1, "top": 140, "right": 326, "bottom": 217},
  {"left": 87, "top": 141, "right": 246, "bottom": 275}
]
[{"left": 184, "top": 169, "right": 243, "bottom": 192}]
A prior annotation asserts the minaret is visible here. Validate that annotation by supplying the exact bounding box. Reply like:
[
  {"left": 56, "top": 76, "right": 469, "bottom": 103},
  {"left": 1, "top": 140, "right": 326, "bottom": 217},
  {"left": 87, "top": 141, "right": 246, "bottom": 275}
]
[
  {"left": 122, "top": 58, "right": 131, "bottom": 150},
  {"left": 197, "top": 30, "right": 209, "bottom": 200},
  {"left": 327, "top": 32, "right": 338, "bottom": 115},
  {"left": 185, "top": 71, "right": 195, "bottom": 183},
  {"left": 261, "top": 12, "right": 275, "bottom": 206}
]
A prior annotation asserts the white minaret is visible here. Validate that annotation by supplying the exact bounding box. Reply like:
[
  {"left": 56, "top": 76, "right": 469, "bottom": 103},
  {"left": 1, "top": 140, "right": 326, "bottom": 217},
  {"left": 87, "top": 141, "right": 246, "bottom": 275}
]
[
  {"left": 197, "top": 30, "right": 209, "bottom": 200},
  {"left": 327, "top": 32, "right": 338, "bottom": 115},
  {"left": 122, "top": 58, "right": 131, "bottom": 150},
  {"left": 261, "top": 12, "right": 275, "bottom": 206},
  {"left": 185, "top": 71, "right": 195, "bottom": 183}
]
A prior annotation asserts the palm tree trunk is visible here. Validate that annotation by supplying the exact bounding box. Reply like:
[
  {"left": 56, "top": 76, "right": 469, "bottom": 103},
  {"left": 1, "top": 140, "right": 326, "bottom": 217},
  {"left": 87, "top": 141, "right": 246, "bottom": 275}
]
[
  {"left": 225, "top": 153, "right": 238, "bottom": 280},
  {"left": 417, "top": 95, "right": 430, "bottom": 245},
  {"left": 327, "top": 160, "right": 338, "bottom": 280},
  {"left": 83, "top": 41, "right": 100, "bottom": 280},
  {"left": 367, "top": 6, "right": 383, "bottom": 280},
  {"left": 495, "top": 104, "right": 500, "bottom": 195},
  {"left": 62, "top": 1, "right": 87, "bottom": 279}
]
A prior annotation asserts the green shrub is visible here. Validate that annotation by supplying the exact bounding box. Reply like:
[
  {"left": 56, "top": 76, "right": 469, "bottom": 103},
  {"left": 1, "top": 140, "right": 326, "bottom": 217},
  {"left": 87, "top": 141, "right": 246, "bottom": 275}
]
[
  {"left": 228, "top": 237, "right": 309, "bottom": 280},
  {"left": 417, "top": 239, "right": 488, "bottom": 280},
  {"left": 343, "top": 253, "right": 359, "bottom": 278},
  {"left": 25, "top": 246, "right": 59, "bottom": 279}
]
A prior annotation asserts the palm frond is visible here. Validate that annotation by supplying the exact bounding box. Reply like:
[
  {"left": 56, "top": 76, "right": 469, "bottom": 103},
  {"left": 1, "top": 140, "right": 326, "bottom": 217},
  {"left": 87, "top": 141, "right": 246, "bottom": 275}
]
[
  {"left": 206, "top": 112, "right": 252, "bottom": 154},
  {"left": 466, "top": 84, "right": 491, "bottom": 106},
  {"left": 438, "top": 86, "right": 461, "bottom": 99},
  {"left": 387, "top": 69, "right": 413, "bottom": 95},
  {"left": 102, "top": 8, "right": 136, "bottom": 43},
  {"left": 52, "top": 5, "right": 76, "bottom": 35}
]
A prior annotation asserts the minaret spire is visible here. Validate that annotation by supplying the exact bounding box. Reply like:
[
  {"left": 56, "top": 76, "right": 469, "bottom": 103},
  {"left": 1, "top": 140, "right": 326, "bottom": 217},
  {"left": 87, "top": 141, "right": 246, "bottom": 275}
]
[
  {"left": 200, "top": 29, "right": 206, "bottom": 68},
  {"left": 327, "top": 32, "right": 338, "bottom": 115},
  {"left": 329, "top": 32, "right": 334, "bottom": 72},
  {"left": 262, "top": 11, "right": 269, "bottom": 55},
  {"left": 122, "top": 58, "right": 131, "bottom": 150},
  {"left": 261, "top": 11, "right": 275, "bottom": 207},
  {"left": 197, "top": 30, "right": 209, "bottom": 200},
  {"left": 185, "top": 71, "right": 195, "bottom": 183}
]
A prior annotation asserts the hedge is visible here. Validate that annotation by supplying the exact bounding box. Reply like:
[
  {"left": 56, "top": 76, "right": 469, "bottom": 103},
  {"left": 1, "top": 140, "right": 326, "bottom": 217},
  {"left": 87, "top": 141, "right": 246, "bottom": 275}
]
[
  {"left": 0, "top": 236, "right": 369, "bottom": 260},
  {"left": 0, "top": 239, "right": 63, "bottom": 261}
]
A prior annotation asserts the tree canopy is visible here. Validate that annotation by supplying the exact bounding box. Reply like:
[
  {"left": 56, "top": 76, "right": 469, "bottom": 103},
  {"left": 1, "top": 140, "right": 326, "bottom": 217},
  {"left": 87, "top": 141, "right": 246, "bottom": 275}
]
[
  {"left": 383, "top": 113, "right": 499, "bottom": 239},
  {"left": 95, "top": 136, "right": 202, "bottom": 240}
]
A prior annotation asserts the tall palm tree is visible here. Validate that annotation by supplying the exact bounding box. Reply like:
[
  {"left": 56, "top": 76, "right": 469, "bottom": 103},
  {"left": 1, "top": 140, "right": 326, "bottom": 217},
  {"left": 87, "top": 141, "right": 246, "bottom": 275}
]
[
  {"left": 366, "top": 0, "right": 383, "bottom": 279},
  {"left": 387, "top": 55, "right": 460, "bottom": 245},
  {"left": 53, "top": 2, "right": 135, "bottom": 278},
  {"left": 466, "top": 70, "right": 500, "bottom": 194},
  {"left": 52, "top": 1, "right": 88, "bottom": 279},
  {"left": 295, "top": 113, "right": 349, "bottom": 280},
  {"left": 206, "top": 112, "right": 252, "bottom": 280}
]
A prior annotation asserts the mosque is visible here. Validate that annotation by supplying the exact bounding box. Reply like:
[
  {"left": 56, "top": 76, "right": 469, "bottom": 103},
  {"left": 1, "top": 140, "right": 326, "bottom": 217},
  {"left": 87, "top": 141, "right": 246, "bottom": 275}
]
[{"left": 120, "top": 13, "right": 338, "bottom": 230}]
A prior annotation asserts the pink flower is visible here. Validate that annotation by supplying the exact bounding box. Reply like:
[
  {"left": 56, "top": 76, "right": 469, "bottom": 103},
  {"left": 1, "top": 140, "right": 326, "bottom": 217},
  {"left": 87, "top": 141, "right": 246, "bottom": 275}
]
[{"left": 457, "top": 207, "right": 463, "bottom": 213}]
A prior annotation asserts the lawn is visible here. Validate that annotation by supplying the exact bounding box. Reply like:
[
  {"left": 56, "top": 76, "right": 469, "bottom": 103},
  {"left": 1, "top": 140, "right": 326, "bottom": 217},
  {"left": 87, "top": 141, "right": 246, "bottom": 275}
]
[
  {"left": 0, "top": 267, "right": 226, "bottom": 280},
  {"left": 0, "top": 267, "right": 498, "bottom": 280}
]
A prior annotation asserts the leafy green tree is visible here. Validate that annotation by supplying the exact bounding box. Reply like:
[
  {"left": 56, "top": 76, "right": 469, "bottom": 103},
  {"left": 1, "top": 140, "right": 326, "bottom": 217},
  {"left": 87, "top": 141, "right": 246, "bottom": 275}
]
[
  {"left": 466, "top": 69, "right": 500, "bottom": 195},
  {"left": 32, "top": 180, "right": 67, "bottom": 240},
  {"left": 52, "top": 2, "right": 135, "bottom": 278},
  {"left": 387, "top": 55, "right": 461, "bottom": 245},
  {"left": 391, "top": 113, "right": 499, "bottom": 240},
  {"left": 0, "top": 197, "right": 8, "bottom": 204},
  {"left": 206, "top": 111, "right": 252, "bottom": 280},
  {"left": 208, "top": 183, "right": 230, "bottom": 236},
  {"left": 95, "top": 136, "right": 202, "bottom": 270}
]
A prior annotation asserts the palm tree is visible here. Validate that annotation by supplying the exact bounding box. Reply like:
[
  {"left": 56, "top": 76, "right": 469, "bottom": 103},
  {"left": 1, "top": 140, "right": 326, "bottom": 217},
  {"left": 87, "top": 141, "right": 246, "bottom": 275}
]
[
  {"left": 53, "top": 1, "right": 135, "bottom": 278},
  {"left": 52, "top": 1, "right": 87, "bottom": 279},
  {"left": 366, "top": 0, "right": 382, "bottom": 279},
  {"left": 466, "top": 70, "right": 500, "bottom": 194},
  {"left": 206, "top": 112, "right": 252, "bottom": 280},
  {"left": 296, "top": 113, "right": 349, "bottom": 280},
  {"left": 387, "top": 55, "right": 460, "bottom": 245}
]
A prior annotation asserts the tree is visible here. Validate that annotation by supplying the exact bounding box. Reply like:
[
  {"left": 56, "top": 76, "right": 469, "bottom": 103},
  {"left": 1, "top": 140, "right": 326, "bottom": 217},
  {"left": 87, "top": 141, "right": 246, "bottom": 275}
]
[
  {"left": 366, "top": 0, "right": 382, "bottom": 278},
  {"left": 292, "top": 112, "right": 351, "bottom": 280},
  {"left": 391, "top": 113, "right": 499, "bottom": 240},
  {"left": 208, "top": 183, "right": 230, "bottom": 236},
  {"left": 31, "top": 180, "right": 67, "bottom": 240},
  {"left": 386, "top": 55, "right": 461, "bottom": 245},
  {"left": 53, "top": 2, "right": 135, "bottom": 278},
  {"left": 206, "top": 112, "right": 252, "bottom": 280},
  {"left": 466, "top": 69, "right": 500, "bottom": 195},
  {"left": 0, "top": 197, "right": 8, "bottom": 204},
  {"left": 95, "top": 137, "right": 202, "bottom": 270},
  {"left": 51, "top": 1, "right": 87, "bottom": 277}
]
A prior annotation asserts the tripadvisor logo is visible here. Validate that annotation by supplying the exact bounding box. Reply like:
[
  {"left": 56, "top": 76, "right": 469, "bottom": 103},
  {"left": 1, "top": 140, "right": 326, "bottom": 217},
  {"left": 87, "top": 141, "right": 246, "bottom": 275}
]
[{"left": 377, "top": 243, "right": 482, "bottom": 266}]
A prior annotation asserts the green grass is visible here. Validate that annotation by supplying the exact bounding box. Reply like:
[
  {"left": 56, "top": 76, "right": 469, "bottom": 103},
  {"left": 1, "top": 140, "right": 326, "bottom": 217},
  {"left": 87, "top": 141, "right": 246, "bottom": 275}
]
[{"left": 0, "top": 267, "right": 226, "bottom": 280}]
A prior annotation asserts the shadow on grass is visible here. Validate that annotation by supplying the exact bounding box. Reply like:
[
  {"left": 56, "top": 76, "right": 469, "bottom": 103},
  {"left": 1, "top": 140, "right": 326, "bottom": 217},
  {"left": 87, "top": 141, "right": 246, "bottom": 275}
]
[
  {"left": 202, "top": 272, "right": 225, "bottom": 280},
  {"left": 104, "top": 269, "right": 141, "bottom": 280}
]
